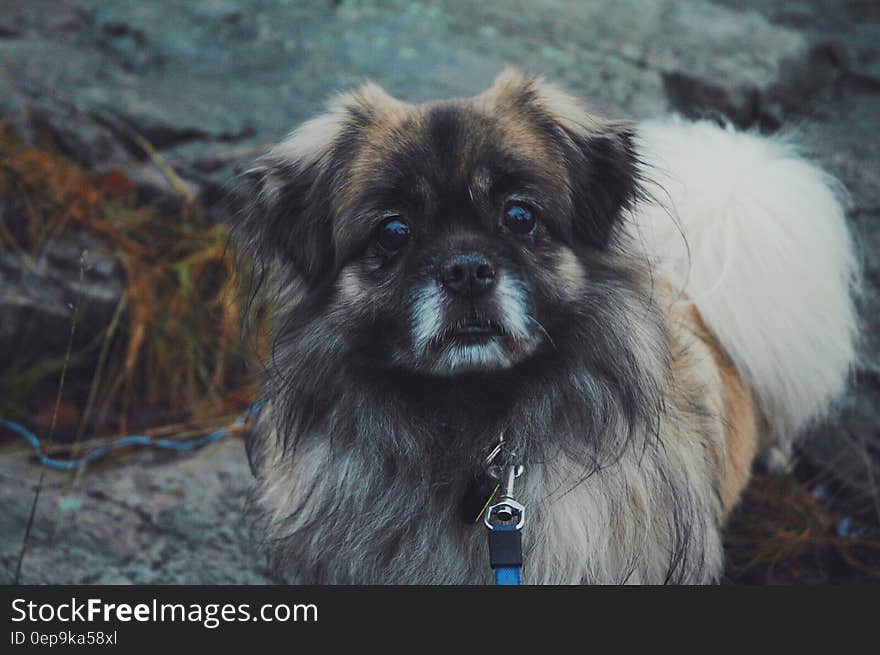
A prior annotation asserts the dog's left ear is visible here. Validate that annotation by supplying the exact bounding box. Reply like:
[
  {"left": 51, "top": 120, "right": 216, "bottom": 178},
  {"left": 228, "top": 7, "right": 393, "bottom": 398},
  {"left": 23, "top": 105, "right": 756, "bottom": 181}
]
[
  {"left": 563, "top": 117, "right": 640, "bottom": 248},
  {"left": 487, "top": 70, "right": 641, "bottom": 248}
]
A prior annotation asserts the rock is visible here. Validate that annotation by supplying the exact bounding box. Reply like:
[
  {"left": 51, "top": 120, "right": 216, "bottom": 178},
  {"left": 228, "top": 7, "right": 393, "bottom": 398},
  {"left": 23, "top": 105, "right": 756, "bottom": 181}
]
[
  {"left": 662, "top": 42, "right": 846, "bottom": 130},
  {"left": 0, "top": 437, "right": 274, "bottom": 584},
  {"left": 1, "top": 0, "right": 836, "bottom": 183},
  {"left": 0, "top": 21, "right": 25, "bottom": 39},
  {"left": 712, "top": 0, "right": 880, "bottom": 84},
  {"left": 0, "top": 233, "right": 123, "bottom": 372},
  {"left": 0, "top": 0, "right": 850, "bottom": 206},
  {"left": 5, "top": 89, "right": 204, "bottom": 205}
]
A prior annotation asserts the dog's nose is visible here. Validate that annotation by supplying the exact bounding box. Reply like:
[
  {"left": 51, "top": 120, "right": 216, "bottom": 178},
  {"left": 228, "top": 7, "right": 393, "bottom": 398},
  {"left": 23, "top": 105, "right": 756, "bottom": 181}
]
[{"left": 439, "top": 253, "right": 497, "bottom": 296}]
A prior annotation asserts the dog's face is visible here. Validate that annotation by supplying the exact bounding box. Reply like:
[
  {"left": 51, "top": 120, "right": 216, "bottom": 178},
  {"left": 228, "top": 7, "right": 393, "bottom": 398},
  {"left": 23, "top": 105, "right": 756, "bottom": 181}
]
[{"left": 240, "top": 70, "right": 639, "bottom": 377}]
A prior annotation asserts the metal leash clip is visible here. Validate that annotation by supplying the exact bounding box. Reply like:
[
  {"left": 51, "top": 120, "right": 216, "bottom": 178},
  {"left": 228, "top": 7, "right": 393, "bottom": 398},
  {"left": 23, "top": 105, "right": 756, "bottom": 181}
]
[
  {"left": 484, "top": 462, "right": 525, "bottom": 530},
  {"left": 484, "top": 461, "right": 525, "bottom": 584}
]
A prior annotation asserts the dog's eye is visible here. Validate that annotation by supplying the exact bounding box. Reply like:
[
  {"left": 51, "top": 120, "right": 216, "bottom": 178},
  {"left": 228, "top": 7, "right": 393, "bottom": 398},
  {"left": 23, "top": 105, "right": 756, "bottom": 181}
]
[
  {"left": 376, "top": 215, "right": 411, "bottom": 252},
  {"left": 503, "top": 203, "right": 537, "bottom": 235}
]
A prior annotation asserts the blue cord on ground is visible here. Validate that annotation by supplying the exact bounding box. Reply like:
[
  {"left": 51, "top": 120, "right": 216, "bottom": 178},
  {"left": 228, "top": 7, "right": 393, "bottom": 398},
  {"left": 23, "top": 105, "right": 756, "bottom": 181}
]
[{"left": 0, "top": 415, "right": 246, "bottom": 471}]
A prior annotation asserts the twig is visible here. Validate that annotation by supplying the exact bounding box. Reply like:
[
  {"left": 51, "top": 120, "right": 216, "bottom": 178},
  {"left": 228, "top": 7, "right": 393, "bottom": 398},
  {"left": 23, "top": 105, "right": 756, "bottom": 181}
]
[
  {"left": 74, "top": 294, "right": 127, "bottom": 447},
  {"left": 14, "top": 248, "right": 87, "bottom": 584},
  {"left": 2, "top": 60, "right": 195, "bottom": 205},
  {"left": 106, "top": 118, "right": 196, "bottom": 204},
  {"left": 52, "top": 294, "right": 128, "bottom": 542}
]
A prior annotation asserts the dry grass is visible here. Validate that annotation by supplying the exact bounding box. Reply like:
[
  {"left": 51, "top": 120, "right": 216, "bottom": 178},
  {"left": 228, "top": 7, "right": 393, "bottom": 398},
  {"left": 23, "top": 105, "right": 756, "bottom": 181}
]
[
  {"left": 0, "top": 125, "right": 259, "bottom": 437},
  {"left": 724, "top": 471, "right": 880, "bottom": 583}
]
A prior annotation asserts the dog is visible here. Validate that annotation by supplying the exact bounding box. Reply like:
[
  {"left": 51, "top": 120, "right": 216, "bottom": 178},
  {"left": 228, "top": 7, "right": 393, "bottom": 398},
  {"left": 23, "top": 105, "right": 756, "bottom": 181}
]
[{"left": 233, "top": 69, "right": 859, "bottom": 584}]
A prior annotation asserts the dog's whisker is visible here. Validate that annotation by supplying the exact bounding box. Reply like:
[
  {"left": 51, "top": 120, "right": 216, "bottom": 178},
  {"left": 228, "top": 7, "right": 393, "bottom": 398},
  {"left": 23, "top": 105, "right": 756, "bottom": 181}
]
[{"left": 527, "top": 314, "right": 557, "bottom": 351}]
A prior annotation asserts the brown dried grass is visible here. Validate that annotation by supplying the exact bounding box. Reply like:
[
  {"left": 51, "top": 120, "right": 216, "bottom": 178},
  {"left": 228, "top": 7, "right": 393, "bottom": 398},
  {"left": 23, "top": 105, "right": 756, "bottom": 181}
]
[
  {"left": 0, "top": 125, "right": 259, "bottom": 435},
  {"left": 724, "top": 472, "right": 880, "bottom": 583}
]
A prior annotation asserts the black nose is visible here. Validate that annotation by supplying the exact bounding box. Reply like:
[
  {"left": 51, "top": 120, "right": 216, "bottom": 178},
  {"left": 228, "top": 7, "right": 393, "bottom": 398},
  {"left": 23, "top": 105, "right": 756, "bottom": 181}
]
[{"left": 439, "top": 253, "right": 497, "bottom": 297}]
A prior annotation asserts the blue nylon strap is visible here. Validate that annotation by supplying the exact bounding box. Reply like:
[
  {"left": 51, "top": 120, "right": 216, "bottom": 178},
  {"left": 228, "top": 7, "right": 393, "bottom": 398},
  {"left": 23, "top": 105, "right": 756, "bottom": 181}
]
[
  {"left": 489, "top": 523, "right": 522, "bottom": 585},
  {"left": 494, "top": 566, "right": 522, "bottom": 585}
]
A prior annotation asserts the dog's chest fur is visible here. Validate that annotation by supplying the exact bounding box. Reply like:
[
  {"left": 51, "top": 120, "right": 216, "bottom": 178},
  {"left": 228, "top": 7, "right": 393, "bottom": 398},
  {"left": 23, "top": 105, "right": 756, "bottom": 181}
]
[{"left": 248, "top": 293, "right": 752, "bottom": 584}]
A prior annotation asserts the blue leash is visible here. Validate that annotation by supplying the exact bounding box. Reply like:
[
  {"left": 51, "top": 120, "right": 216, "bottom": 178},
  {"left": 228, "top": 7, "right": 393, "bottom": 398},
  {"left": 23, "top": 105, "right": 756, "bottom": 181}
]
[
  {"left": 495, "top": 566, "right": 522, "bottom": 585},
  {"left": 0, "top": 416, "right": 244, "bottom": 471},
  {"left": 489, "top": 524, "right": 523, "bottom": 585}
]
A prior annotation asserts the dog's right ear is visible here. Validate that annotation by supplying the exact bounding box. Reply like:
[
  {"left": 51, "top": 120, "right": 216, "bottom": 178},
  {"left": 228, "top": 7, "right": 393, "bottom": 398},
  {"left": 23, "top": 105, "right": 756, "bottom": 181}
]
[
  {"left": 234, "top": 82, "right": 401, "bottom": 285},
  {"left": 237, "top": 152, "right": 335, "bottom": 286}
]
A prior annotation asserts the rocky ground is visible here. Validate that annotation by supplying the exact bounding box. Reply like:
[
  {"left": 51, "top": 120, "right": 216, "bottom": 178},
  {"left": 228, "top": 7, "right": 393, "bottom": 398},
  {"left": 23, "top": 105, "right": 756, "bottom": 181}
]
[{"left": 0, "top": 0, "right": 878, "bottom": 583}]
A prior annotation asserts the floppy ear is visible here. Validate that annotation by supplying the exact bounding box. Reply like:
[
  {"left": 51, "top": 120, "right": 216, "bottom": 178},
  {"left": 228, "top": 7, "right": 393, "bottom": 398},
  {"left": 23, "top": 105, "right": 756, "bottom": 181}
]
[
  {"left": 488, "top": 70, "right": 641, "bottom": 248},
  {"left": 235, "top": 106, "right": 348, "bottom": 286},
  {"left": 234, "top": 82, "right": 400, "bottom": 285},
  {"left": 238, "top": 152, "right": 335, "bottom": 285},
  {"left": 562, "top": 119, "right": 640, "bottom": 248}
]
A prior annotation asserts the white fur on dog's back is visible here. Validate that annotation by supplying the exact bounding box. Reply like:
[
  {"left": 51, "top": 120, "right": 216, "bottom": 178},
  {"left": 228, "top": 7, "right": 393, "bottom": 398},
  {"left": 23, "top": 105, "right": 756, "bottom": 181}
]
[{"left": 629, "top": 118, "right": 859, "bottom": 456}]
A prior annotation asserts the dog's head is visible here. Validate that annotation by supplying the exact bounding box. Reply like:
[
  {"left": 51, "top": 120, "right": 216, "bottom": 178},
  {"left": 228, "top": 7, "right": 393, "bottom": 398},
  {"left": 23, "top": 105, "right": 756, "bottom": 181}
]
[{"left": 238, "top": 70, "right": 640, "bottom": 376}]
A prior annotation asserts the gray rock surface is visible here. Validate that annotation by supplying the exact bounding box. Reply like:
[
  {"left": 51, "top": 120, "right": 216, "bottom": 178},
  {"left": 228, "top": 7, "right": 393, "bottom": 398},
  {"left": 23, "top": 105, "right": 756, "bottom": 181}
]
[
  {"left": 0, "top": 438, "right": 273, "bottom": 584},
  {"left": 0, "top": 0, "right": 839, "bottom": 183},
  {"left": 0, "top": 0, "right": 877, "bottom": 583}
]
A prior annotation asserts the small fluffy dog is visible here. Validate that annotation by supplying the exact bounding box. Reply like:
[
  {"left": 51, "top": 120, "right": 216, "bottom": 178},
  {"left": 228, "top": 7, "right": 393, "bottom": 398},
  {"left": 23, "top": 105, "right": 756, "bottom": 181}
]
[{"left": 234, "top": 70, "right": 858, "bottom": 584}]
